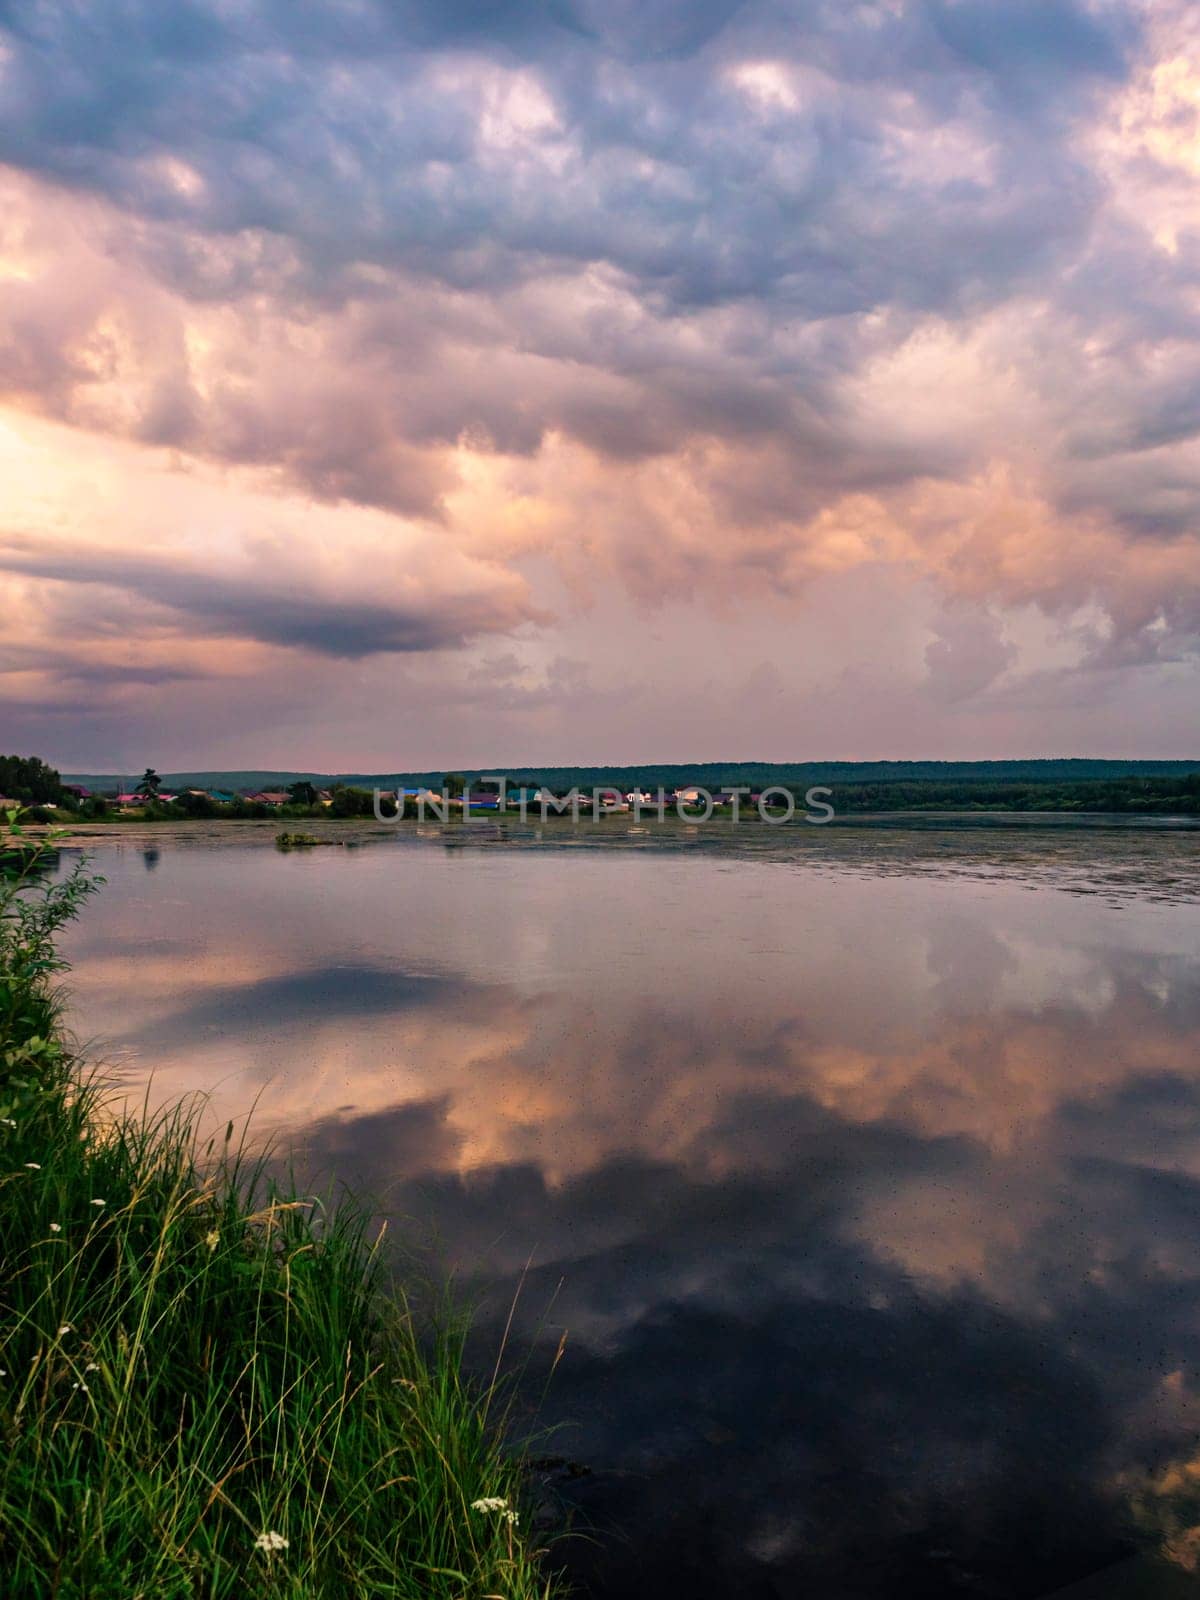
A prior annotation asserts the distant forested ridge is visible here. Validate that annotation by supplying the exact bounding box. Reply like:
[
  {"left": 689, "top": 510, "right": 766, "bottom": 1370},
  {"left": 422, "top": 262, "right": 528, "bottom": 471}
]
[
  {"left": 828, "top": 773, "right": 1200, "bottom": 815},
  {"left": 66, "top": 759, "right": 1200, "bottom": 790},
  {"left": 60, "top": 759, "right": 1200, "bottom": 815}
]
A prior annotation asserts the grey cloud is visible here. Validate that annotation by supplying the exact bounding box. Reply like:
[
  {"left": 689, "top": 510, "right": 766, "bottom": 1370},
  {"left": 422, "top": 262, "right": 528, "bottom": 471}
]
[
  {"left": 0, "top": 0, "right": 1194, "bottom": 690},
  {"left": 923, "top": 604, "right": 1017, "bottom": 703},
  {"left": 0, "top": 1, "right": 1123, "bottom": 317},
  {"left": 1059, "top": 452, "right": 1200, "bottom": 541},
  {"left": 924, "top": 0, "right": 1131, "bottom": 97},
  {"left": 0, "top": 0, "right": 1132, "bottom": 461},
  {"left": 2, "top": 650, "right": 205, "bottom": 689},
  {"left": 0, "top": 538, "right": 537, "bottom": 657}
]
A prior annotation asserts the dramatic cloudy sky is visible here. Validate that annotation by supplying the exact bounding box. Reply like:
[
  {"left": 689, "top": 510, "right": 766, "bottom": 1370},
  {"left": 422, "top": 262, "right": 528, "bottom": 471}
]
[{"left": 1, "top": 0, "right": 1199, "bottom": 769}]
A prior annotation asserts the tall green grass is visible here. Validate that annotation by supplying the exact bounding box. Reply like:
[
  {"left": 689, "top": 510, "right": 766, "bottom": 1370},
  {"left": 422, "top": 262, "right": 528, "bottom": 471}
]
[{"left": 0, "top": 822, "right": 559, "bottom": 1599}]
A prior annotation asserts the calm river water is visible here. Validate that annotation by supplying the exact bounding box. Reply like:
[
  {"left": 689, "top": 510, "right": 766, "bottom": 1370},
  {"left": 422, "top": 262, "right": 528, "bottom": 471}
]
[{"left": 53, "top": 822, "right": 1200, "bottom": 1597}]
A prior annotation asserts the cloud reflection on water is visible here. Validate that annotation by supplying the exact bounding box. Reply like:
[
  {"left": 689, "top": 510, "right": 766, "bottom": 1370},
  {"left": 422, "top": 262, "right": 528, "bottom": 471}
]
[{"left": 56, "top": 835, "right": 1200, "bottom": 1595}]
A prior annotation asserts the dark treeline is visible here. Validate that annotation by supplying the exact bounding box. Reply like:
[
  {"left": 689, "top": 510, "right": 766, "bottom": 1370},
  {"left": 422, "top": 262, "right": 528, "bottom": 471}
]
[
  {"left": 827, "top": 773, "right": 1200, "bottom": 815},
  {"left": 64, "top": 757, "right": 1200, "bottom": 789},
  {"left": 0, "top": 755, "right": 66, "bottom": 805},
  {"left": 0, "top": 758, "right": 394, "bottom": 822},
  {"left": 423, "top": 758, "right": 1200, "bottom": 791},
  {"left": 19, "top": 756, "right": 1200, "bottom": 818}
]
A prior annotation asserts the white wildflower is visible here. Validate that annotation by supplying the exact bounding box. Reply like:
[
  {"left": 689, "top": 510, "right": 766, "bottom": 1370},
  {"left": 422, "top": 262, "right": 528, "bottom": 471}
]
[
  {"left": 48, "top": 1223, "right": 61, "bottom": 1234},
  {"left": 204, "top": 1229, "right": 220, "bottom": 1252},
  {"left": 57, "top": 1325, "right": 72, "bottom": 1336},
  {"left": 471, "top": 1496, "right": 518, "bottom": 1524},
  {"left": 253, "top": 1531, "right": 288, "bottom": 1553},
  {"left": 0, "top": 1117, "right": 15, "bottom": 1127},
  {"left": 72, "top": 1382, "right": 89, "bottom": 1394},
  {"left": 0, "top": 1369, "right": 7, "bottom": 1377},
  {"left": 24, "top": 1162, "right": 40, "bottom": 1170},
  {"left": 85, "top": 1362, "right": 99, "bottom": 1373},
  {"left": 90, "top": 1199, "right": 106, "bottom": 1208}
]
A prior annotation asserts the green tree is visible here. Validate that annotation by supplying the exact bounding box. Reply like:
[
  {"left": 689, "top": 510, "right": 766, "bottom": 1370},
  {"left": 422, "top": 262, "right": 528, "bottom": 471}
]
[
  {"left": 136, "top": 768, "right": 161, "bottom": 801},
  {"left": 0, "top": 755, "right": 65, "bottom": 806},
  {"left": 329, "top": 784, "right": 374, "bottom": 817},
  {"left": 174, "top": 791, "right": 215, "bottom": 818},
  {"left": 443, "top": 773, "right": 467, "bottom": 798},
  {"left": 288, "top": 780, "right": 318, "bottom": 806}
]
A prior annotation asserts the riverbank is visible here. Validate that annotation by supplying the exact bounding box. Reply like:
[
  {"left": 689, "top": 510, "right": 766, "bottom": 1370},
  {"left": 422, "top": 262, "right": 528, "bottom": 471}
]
[{"left": 0, "top": 836, "right": 557, "bottom": 1599}]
